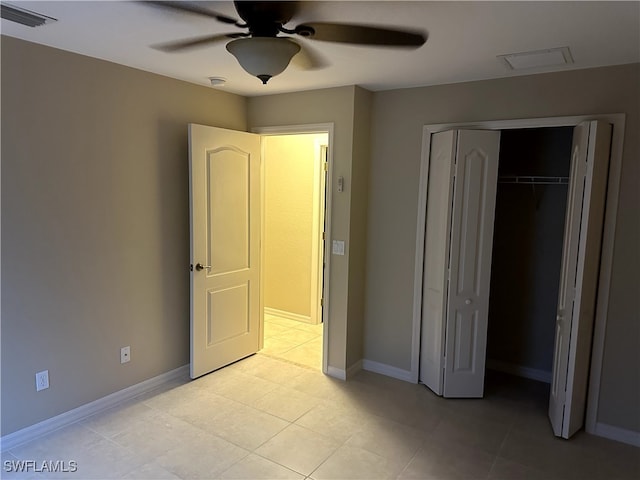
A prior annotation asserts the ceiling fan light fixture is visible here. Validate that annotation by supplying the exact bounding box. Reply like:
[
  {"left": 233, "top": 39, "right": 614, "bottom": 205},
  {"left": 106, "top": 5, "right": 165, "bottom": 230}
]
[{"left": 226, "top": 37, "right": 300, "bottom": 84}]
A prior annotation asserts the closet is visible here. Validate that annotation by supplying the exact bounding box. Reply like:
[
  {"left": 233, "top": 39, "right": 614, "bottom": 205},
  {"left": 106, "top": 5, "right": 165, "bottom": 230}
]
[
  {"left": 419, "top": 121, "right": 612, "bottom": 439},
  {"left": 486, "top": 127, "right": 572, "bottom": 384}
]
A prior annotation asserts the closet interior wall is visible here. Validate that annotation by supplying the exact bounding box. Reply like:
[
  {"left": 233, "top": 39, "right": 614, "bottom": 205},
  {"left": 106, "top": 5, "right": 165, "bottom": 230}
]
[{"left": 487, "top": 127, "right": 574, "bottom": 381}]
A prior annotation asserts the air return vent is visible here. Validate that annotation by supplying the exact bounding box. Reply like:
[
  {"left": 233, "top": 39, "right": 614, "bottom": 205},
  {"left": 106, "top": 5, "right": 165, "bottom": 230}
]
[
  {"left": 498, "top": 46, "right": 574, "bottom": 71},
  {"left": 1, "top": 3, "right": 57, "bottom": 27}
]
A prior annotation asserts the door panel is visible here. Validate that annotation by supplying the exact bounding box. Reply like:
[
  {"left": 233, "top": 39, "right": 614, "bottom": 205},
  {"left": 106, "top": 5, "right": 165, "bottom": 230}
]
[
  {"left": 443, "top": 130, "right": 500, "bottom": 398},
  {"left": 419, "top": 130, "right": 457, "bottom": 394},
  {"left": 549, "top": 122, "right": 588, "bottom": 434},
  {"left": 549, "top": 121, "right": 612, "bottom": 438},
  {"left": 189, "top": 124, "right": 261, "bottom": 379},
  {"left": 207, "top": 147, "right": 250, "bottom": 275}
]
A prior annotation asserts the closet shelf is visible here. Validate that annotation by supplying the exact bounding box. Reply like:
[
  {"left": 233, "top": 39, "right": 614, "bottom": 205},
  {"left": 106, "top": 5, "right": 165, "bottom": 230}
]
[{"left": 498, "top": 175, "right": 569, "bottom": 185}]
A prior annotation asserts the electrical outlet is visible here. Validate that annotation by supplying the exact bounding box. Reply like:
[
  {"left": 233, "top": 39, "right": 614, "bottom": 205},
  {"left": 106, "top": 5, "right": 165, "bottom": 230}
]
[
  {"left": 35, "top": 370, "right": 49, "bottom": 391},
  {"left": 120, "top": 346, "right": 131, "bottom": 364}
]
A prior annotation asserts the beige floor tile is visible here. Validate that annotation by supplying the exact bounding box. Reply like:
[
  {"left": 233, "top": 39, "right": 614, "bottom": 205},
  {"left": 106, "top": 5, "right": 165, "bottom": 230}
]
[
  {"left": 248, "top": 385, "right": 320, "bottom": 421},
  {"left": 202, "top": 369, "right": 279, "bottom": 405},
  {"left": 286, "top": 370, "right": 351, "bottom": 401},
  {"left": 279, "top": 342, "right": 323, "bottom": 370},
  {"left": 249, "top": 355, "right": 309, "bottom": 385},
  {"left": 262, "top": 336, "right": 300, "bottom": 355},
  {"left": 81, "top": 400, "right": 157, "bottom": 438},
  {"left": 274, "top": 329, "right": 321, "bottom": 344},
  {"left": 488, "top": 457, "right": 569, "bottom": 480},
  {"left": 295, "top": 401, "right": 369, "bottom": 443},
  {"left": 1, "top": 451, "right": 37, "bottom": 480},
  {"left": 143, "top": 386, "right": 237, "bottom": 426},
  {"left": 291, "top": 322, "right": 324, "bottom": 335},
  {"left": 154, "top": 430, "right": 249, "bottom": 479},
  {"left": 196, "top": 399, "right": 289, "bottom": 450},
  {"left": 255, "top": 424, "right": 339, "bottom": 476},
  {"left": 7, "top": 353, "right": 638, "bottom": 480},
  {"left": 430, "top": 408, "right": 511, "bottom": 455},
  {"left": 264, "top": 322, "right": 293, "bottom": 338},
  {"left": 12, "top": 431, "right": 146, "bottom": 479},
  {"left": 497, "top": 429, "right": 592, "bottom": 479},
  {"left": 219, "top": 453, "right": 305, "bottom": 479},
  {"left": 122, "top": 461, "right": 182, "bottom": 479},
  {"left": 398, "top": 435, "right": 496, "bottom": 479},
  {"left": 311, "top": 444, "right": 406, "bottom": 479},
  {"left": 345, "top": 416, "right": 426, "bottom": 465},
  {"left": 10, "top": 424, "right": 105, "bottom": 461},
  {"left": 110, "top": 410, "right": 210, "bottom": 459},
  {"left": 265, "top": 316, "right": 304, "bottom": 328}
]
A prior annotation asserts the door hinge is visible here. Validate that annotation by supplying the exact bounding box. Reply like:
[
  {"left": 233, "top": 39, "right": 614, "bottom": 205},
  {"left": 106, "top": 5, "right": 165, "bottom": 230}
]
[
  {"left": 323, "top": 161, "right": 328, "bottom": 172},
  {"left": 320, "top": 298, "right": 324, "bottom": 307}
]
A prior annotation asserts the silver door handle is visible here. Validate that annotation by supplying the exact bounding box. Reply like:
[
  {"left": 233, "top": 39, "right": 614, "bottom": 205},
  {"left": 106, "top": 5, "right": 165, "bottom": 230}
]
[
  {"left": 195, "top": 263, "right": 211, "bottom": 271},
  {"left": 465, "top": 299, "right": 472, "bottom": 305}
]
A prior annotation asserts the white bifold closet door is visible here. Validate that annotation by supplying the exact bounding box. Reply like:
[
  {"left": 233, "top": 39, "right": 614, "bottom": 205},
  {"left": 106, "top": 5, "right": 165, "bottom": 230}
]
[
  {"left": 419, "top": 121, "right": 612, "bottom": 439},
  {"left": 548, "top": 120, "right": 612, "bottom": 439},
  {"left": 420, "top": 129, "right": 501, "bottom": 398}
]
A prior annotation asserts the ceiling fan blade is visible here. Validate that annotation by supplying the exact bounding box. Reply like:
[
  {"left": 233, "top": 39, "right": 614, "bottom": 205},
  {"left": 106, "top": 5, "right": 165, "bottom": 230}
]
[
  {"left": 298, "top": 22, "right": 426, "bottom": 48},
  {"left": 291, "top": 41, "right": 330, "bottom": 71},
  {"left": 152, "top": 33, "right": 247, "bottom": 52},
  {"left": 145, "top": 1, "right": 240, "bottom": 25}
]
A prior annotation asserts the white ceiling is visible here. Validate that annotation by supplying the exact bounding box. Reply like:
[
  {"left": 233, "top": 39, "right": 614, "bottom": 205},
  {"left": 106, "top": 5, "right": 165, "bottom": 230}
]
[{"left": 2, "top": 1, "right": 639, "bottom": 97}]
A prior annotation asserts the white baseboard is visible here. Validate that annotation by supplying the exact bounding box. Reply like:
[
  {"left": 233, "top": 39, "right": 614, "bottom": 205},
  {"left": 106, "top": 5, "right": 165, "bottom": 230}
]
[
  {"left": 264, "top": 307, "right": 313, "bottom": 324},
  {"left": 362, "top": 359, "right": 414, "bottom": 383},
  {"left": 486, "top": 359, "right": 552, "bottom": 384},
  {"left": 0, "top": 365, "right": 189, "bottom": 452},
  {"left": 592, "top": 422, "right": 640, "bottom": 448}
]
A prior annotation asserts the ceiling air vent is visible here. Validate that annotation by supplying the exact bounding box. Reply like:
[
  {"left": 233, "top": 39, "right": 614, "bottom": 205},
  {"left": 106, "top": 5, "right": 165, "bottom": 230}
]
[
  {"left": 1, "top": 2, "right": 57, "bottom": 27},
  {"left": 498, "top": 46, "right": 574, "bottom": 71}
]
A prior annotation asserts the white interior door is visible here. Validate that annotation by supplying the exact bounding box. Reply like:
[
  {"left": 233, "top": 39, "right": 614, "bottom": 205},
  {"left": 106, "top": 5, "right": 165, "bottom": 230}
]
[
  {"left": 419, "top": 130, "right": 457, "bottom": 395},
  {"left": 420, "top": 129, "right": 500, "bottom": 398},
  {"left": 549, "top": 120, "right": 612, "bottom": 438},
  {"left": 189, "top": 124, "right": 261, "bottom": 379},
  {"left": 443, "top": 130, "right": 501, "bottom": 397}
]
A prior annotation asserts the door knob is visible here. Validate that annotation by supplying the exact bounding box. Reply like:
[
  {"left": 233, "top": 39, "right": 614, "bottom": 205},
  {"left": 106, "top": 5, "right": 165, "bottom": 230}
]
[
  {"left": 465, "top": 299, "right": 472, "bottom": 305},
  {"left": 195, "top": 263, "right": 211, "bottom": 271}
]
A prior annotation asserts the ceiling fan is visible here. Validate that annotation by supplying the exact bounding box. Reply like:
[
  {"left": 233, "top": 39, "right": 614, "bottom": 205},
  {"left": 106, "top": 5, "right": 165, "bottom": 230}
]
[{"left": 147, "top": 1, "right": 427, "bottom": 84}]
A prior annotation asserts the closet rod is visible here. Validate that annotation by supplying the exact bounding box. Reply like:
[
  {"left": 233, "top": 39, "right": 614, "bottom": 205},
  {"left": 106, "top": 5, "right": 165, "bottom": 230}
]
[{"left": 498, "top": 175, "right": 569, "bottom": 185}]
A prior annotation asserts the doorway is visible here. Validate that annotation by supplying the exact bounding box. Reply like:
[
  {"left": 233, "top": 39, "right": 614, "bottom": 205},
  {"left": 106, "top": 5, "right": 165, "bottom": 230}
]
[
  {"left": 188, "top": 124, "right": 333, "bottom": 380},
  {"left": 486, "top": 127, "right": 573, "bottom": 384},
  {"left": 413, "top": 114, "right": 624, "bottom": 439},
  {"left": 260, "top": 132, "right": 329, "bottom": 370}
]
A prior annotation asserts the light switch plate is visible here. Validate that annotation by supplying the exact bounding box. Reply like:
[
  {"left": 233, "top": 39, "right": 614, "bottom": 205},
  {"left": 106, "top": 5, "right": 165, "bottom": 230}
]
[{"left": 332, "top": 240, "right": 345, "bottom": 255}]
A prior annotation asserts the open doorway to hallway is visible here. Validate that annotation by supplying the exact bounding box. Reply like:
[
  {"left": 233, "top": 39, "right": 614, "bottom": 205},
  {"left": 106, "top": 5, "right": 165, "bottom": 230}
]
[
  {"left": 259, "top": 132, "right": 329, "bottom": 370},
  {"left": 262, "top": 313, "right": 324, "bottom": 369}
]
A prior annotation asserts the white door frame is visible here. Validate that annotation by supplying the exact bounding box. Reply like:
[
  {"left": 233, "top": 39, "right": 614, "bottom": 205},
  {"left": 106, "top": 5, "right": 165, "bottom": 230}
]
[
  {"left": 412, "top": 113, "right": 625, "bottom": 435},
  {"left": 253, "top": 123, "right": 334, "bottom": 376}
]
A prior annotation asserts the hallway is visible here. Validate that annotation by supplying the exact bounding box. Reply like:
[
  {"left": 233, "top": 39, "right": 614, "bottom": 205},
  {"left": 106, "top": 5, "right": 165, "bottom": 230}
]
[{"left": 260, "top": 314, "right": 323, "bottom": 370}]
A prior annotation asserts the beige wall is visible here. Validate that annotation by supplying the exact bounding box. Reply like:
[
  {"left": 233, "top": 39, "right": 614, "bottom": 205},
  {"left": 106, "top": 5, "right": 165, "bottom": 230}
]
[
  {"left": 364, "top": 64, "right": 640, "bottom": 432},
  {"left": 4, "top": 34, "right": 638, "bottom": 439},
  {"left": 263, "top": 134, "right": 322, "bottom": 319},
  {"left": 0, "top": 36, "right": 247, "bottom": 435},
  {"left": 346, "top": 87, "right": 372, "bottom": 367},
  {"left": 248, "top": 87, "right": 367, "bottom": 372}
]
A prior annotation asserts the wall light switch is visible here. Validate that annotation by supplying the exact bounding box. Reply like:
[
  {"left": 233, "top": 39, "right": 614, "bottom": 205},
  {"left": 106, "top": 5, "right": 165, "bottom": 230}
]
[{"left": 332, "top": 240, "right": 345, "bottom": 255}]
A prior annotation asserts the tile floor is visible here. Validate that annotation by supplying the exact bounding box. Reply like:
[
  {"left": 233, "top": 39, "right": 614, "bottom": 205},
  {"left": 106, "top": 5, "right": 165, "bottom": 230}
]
[
  {"left": 2, "top": 356, "right": 638, "bottom": 479},
  {"left": 260, "top": 314, "right": 324, "bottom": 370}
]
